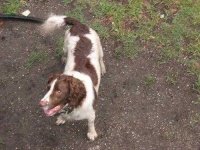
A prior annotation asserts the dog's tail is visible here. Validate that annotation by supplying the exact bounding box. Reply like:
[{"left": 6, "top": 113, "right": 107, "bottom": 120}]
[{"left": 40, "top": 15, "right": 81, "bottom": 35}]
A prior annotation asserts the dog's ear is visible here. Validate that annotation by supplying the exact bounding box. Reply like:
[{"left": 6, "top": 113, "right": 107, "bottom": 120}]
[
  {"left": 58, "top": 74, "right": 67, "bottom": 81},
  {"left": 47, "top": 73, "right": 60, "bottom": 85},
  {"left": 67, "top": 77, "right": 86, "bottom": 107}
]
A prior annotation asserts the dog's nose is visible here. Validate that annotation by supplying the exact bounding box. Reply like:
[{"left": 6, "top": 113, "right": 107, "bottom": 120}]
[{"left": 39, "top": 101, "right": 47, "bottom": 107}]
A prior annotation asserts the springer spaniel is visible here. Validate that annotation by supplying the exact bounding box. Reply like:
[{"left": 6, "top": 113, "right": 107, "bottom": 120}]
[{"left": 39, "top": 15, "right": 106, "bottom": 141}]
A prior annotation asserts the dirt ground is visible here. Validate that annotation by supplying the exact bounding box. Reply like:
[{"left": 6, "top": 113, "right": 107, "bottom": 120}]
[{"left": 0, "top": 1, "right": 200, "bottom": 150}]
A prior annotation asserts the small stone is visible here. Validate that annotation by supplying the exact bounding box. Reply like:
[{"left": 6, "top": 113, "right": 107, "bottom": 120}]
[
  {"left": 160, "top": 14, "right": 164, "bottom": 18},
  {"left": 21, "top": 10, "right": 31, "bottom": 16}
]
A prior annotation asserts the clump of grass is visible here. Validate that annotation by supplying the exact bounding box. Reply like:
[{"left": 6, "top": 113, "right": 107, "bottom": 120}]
[
  {"left": 0, "top": 138, "right": 4, "bottom": 145},
  {"left": 143, "top": 76, "right": 156, "bottom": 87},
  {"left": 28, "top": 51, "right": 46, "bottom": 67},
  {"left": 162, "top": 131, "right": 175, "bottom": 140},
  {"left": 0, "top": 0, "right": 22, "bottom": 14},
  {"left": 190, "top": 113, "right": 200, "bottom": 126},
  {"left": 0, "top": 78, "right": 7, "bottom": 86},
  {"left": 166, "top": 72, "right": 179, "bottom": 85},
  {"left": 194, "top": 74, "right": 200, "bottom": 94},
  {"left": 192, "top": 97, "right": 200, "bottom": 105},
  {"left": 181, "top": 59, "right": 200, "bottom": 78}
]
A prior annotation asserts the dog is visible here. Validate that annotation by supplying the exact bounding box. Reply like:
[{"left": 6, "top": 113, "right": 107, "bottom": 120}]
[{"left": 39, "top": 15, "right": 106, "bottom": 141}]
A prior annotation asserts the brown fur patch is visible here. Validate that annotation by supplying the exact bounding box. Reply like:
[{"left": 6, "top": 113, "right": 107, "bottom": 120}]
[
  {"left": 48, "top": 74, "right": 86, "bottom": 111},
  {"left": 64, "top": 17, "right": 90, "bottom": 36},
  {"left": 74, "top": 36, "right": 98, "bottom": 86}
]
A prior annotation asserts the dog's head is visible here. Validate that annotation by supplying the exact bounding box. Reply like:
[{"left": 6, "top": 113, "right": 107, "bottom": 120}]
[{"left": 39, "top": 74, "right": 86, "bottom": 116}]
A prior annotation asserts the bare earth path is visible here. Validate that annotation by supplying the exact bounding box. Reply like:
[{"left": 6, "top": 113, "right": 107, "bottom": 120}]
[{"left": 0, "top": 1, "right": 199, "bottom": 150}]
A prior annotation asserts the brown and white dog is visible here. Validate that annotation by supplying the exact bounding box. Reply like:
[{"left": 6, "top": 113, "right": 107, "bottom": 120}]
[{"left": 39, "top": 15, "right": 106, "bottom": 141}]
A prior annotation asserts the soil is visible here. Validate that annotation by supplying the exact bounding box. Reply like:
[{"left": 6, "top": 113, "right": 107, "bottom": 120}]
[{"left": 0, "top": 1, "right": 199, "bottom": 150}]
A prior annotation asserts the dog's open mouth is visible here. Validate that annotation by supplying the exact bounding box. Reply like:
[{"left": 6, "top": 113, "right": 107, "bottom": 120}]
[{"left": 44, "top": 105, "right": 62, "bottom": 116}]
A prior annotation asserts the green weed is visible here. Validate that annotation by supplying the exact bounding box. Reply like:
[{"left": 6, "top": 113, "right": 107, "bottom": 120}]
[
  {"left": 28, "top": 51, "right": 46, "bottom": 67},
  {"left": 166, "top": 72, "right": 179, "bottom": 85}
]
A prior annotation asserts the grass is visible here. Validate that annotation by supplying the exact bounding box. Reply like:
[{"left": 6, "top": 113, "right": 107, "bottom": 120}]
[
  {"left": 89, "top": 0, "right": 144, "bottom": 58},
  {"left": 27, "top": 51, "right": 46, "bottom": 67},
  {"left": 55, "top": 37, "right": 64, "bottom": 58},
  {"left": 64, "top": 0, "right": 144, "bottom": 58},
  {"left": 0, "top": 0, "right": 22, "bottom": 14},
  {"left": 65, "top": 1, "right": 87, "bottom": 24},
  {"left": 90, "top": 22, "right": 110, "bottom": 39},
  {"left": 63, "top": 1, "right": 199, "bottom": 61},
  {"left": 143, "top": 76, "right": 156, "bottom": 87},
  {"left": 61, "top": 0, "right": 200, "bottom": 100},
  {"left": 190, "top": 113, "right": 200, "bottom": 126},
  {"left": 62, "top": 0, "right": 73, "bottom": 6}
]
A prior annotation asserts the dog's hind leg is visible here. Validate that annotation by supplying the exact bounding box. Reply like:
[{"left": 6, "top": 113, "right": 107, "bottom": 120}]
[
  {"left": 99, "top": 49, "right": 106, "bottom": 76},
  {"left": 97, "top": 37, "right": 106, "bottom": 75}
]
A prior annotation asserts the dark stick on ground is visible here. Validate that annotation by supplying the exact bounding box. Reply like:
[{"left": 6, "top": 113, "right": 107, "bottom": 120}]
[{"left": 0, "top": 14, "right": 44, "bottom": 24}]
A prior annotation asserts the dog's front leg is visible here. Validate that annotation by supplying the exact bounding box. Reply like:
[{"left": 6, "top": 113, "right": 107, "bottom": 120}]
[
  {"left": 55, "top": 114, "right": 66, "bottom": 125},
  {"left": 56, "top": 112, "right": 74, "bottom": 125},
  {"left": 87, "top": 110, "right": 97, "bottom": 141}
]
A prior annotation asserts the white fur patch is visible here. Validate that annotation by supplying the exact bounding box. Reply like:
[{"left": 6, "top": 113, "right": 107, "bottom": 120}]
[
  {"left": 41, "top": 79, "right": 57, "bottom": 105},
  {"left": 64, "top": 33, "right": 80, "bottom": 73},
  {"left": 40, "top": 15, "right": 66, "bottom": 35}
]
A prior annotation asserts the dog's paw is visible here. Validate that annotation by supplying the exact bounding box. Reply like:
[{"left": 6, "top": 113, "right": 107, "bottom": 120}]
[
  {"left": 101, "top": 63, "right": 106, "bottom": 76},
  {"left": 87, "top": 131, "right": 97, "bottom": 141},
  {"left": 55, "top": 116, "right": 66, "bottom": 125}
]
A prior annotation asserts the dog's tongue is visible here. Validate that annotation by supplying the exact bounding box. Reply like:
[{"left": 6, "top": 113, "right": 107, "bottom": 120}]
[{"left": 44, "top": 105, "right": 62, "bottom": 116}]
